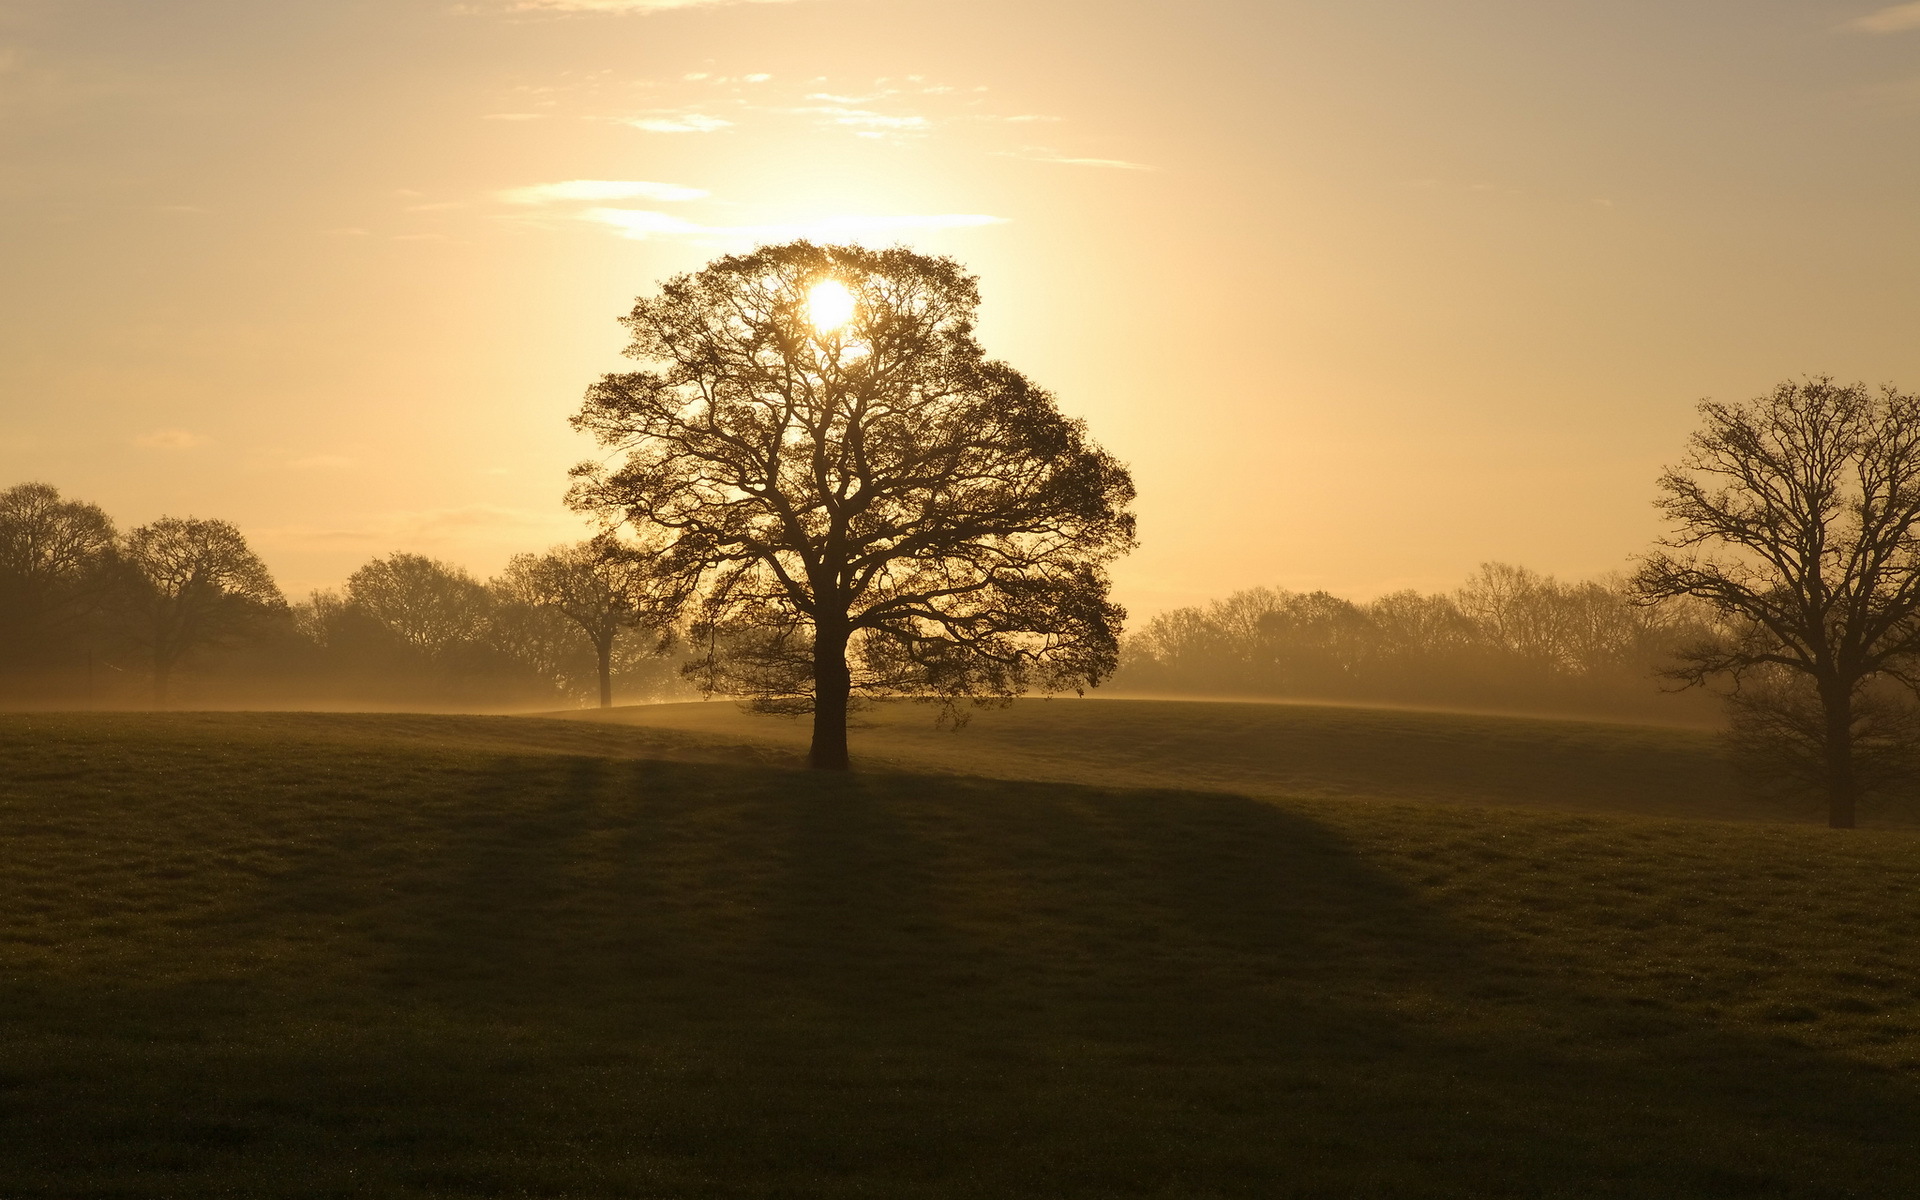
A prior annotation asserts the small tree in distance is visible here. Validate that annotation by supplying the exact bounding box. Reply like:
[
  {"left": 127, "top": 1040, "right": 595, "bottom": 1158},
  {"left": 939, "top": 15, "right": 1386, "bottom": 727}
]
[
  {"left": 118, "top": 517, "right": 284, "bottom": 706},
  {"left": 345, "top": 553, "right": 493, "bottom": 663},
  {"left": 500, "top": 535, "right": 687, "bottom": 708},
  {"left": 1633, "top": 377, "right": 1920, "bottom": 828},
  {"left": 569, "top": 241, "right": 1136, "bottom": 768}
]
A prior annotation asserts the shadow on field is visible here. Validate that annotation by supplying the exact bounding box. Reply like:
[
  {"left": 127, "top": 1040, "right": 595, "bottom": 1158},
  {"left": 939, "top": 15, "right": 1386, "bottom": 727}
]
[
  {"left": 0, "top": 735, "right": 1916, "bottom": 1197},
  {"left": 580, "top": 697, "right": 1780, "bottom": 823}
]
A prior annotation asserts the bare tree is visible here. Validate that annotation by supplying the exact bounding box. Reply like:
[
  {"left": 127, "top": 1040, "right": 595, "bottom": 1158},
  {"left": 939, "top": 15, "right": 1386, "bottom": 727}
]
[
  {"left": 499, "top": 535, "right": 685, "bottom": 708},
  {"left": 118, "top": 517, "right": 283, "bottom": 706},
  {"left": 1633, "top": 378, "right": 1920, "bottom": 828},
  {"left": 569, "top": 241, "right": 1136, "bottom": 768}
]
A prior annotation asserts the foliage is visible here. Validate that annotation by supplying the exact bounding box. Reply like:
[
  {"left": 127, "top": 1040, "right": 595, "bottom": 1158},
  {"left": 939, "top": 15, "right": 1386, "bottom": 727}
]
[
  {"left": 498, "top": 535, "right": 688, "bottom": 707},
  {"left": 344, "top": 553, "right": 494, "bottom": 661},
  {"left": 115, "top": 516, "right": 285, "bottom": 705},
  {"left": 0, "top": 482, "right": 117, "bottom": 682},
  {"left": 0, "top": 485, "right": 694, "bottom": 710},
  {"left": 1633, "top": 377, "right": 1920, "bottom": 827},
  {"left": 569, "top": 241, "right": 1136, "bottom": 767}
]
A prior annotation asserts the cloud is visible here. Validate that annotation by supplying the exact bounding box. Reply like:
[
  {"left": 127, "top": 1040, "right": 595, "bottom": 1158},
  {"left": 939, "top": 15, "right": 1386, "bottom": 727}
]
[
  {"left": 580, "top": 207, "right": 1007, "bottom": 244},
  {"left": 1007, "top": 148, "right": 1153, "bottom": 171},
  {"left": 782, "top": 104, "right": 931, "bottom": 139},
  {"left": 286, "top": 454, "right": 357, "bottom": 470},
  {"left": 512, "top": 0, "right": 800, "bottom": 11},
  {"left": 255, "top": 505, "right": 579, "bottom": 549},
  {"left": 135, "top": 429, "right": 210, "bottom": 450},
  {"left": 498, "top": 179, "right": 709, "bottom": 204},
  {"left": 626, "top": 112, "right": 733, "bottom": 133},
  {"left": 1849, "top": 2, "right": 1920, "bottom": 31},
  {"left": 484, "top": 112, "right": 544, "bottom": 121}
]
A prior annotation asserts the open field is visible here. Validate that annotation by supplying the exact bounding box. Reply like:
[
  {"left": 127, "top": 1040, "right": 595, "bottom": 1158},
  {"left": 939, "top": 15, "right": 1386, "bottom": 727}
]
[
  {"left": 2, "top": 703, "right": 1918, "bottom": 1196},
  {"left": 574, "top": 697, "right": 1775, "bottom": 822}
]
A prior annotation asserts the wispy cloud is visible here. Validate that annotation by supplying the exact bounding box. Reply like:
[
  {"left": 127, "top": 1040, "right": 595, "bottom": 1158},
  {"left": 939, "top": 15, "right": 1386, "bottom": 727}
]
[
  {"left": 256, "top": 505, "right": 580, "bottom": 550},
  {"left": 580, "top": 208, "right": 1007, "bottom": 244},
  {"left": 790, "top": 104, "right": 931, "bottom": 137},
  {"left": 1006, "top": 148, "right": 1154, "bottom": 171},
  {"left": 512, "top": 0, "right": 800, "bottom": 11},
  {"left": 626, "top": 112, "right": 733, "bottom": 133},
  {"left": 1849, "top": 2, "right": 1920, "bottom": 32},
  {"left": 134, "top": 429, "right": 210, "bottom": 450},
  {"left": 498, "top": 179, "right": 709, "bottom": 204}
]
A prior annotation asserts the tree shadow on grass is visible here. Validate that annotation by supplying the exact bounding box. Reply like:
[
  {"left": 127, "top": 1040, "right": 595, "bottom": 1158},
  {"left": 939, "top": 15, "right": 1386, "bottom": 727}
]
[{"left": 0, "top": 751, "right": 1916, "bottom": 1197}]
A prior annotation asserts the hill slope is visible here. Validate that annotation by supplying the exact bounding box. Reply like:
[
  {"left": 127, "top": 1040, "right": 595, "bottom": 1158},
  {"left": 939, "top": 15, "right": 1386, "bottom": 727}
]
[
  {"left": 0, "top": 709, "right": 1916, "bottom": 1197},
  {"left": 572, "top": 696, "right": 1766, "bottom": 821}
]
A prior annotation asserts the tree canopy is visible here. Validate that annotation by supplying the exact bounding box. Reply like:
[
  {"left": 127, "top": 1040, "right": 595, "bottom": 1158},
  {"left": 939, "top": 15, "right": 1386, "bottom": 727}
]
[
  {"left": 569, "top": 241, "right": 1136, "bottom": 768},
  {"left": 500, "top": 535, "right": 686, "bottom": 708},
  {"left": 0, "top": 482, "right": 116, "bottom": 674},
  {"left": 119, "top": 517, "right": 283, "bottom": 706}
]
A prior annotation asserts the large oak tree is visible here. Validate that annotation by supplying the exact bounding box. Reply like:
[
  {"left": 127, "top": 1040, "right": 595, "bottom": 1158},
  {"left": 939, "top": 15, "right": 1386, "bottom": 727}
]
[
  {"left": 1633, "top": 378, "right": 1920, "bottom": 828},
  {"left": 569, "top": 241, "right": 1136, "bottom": 768}
]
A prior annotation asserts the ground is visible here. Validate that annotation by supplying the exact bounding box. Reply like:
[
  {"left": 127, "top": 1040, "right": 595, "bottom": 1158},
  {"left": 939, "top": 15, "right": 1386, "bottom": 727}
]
[{"left": 0, "top": 699, "right": 1916, "bottom": 1197}]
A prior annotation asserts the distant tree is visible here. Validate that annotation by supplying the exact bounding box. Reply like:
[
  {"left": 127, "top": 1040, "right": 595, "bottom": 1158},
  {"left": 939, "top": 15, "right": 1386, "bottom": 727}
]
[
  {"left": 1633, "top": 378, "right": 1920, "bottom": 828},
  {"left": 345, "top": 553, "right": 493, "bottom": 661},
  {"left": 0, "top": 483, "right": 117, "bottom": 673},
  {"left": 1119, "top": 569, "right": 1714, "bottom": 719},
  {"left": 1457, "top": 563, "right": 1569, "bottom": 669},
  {"left": 499, "top": 535, "right": 687, "bottom": 708},
  {"left": 117, "top": 517, "right": 284, "bottom": 706},
  {"left": 482, "top": 592, "right": 588, "bottom": 700},
  {"left": 569, "top": 241, "right": 1136, "bottom": 768}
]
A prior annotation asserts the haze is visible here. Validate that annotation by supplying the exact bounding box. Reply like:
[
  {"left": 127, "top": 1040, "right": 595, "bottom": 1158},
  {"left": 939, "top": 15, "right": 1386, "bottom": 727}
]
[{"left": 4, "top": 0, "right": 1919, "bottom": 616}]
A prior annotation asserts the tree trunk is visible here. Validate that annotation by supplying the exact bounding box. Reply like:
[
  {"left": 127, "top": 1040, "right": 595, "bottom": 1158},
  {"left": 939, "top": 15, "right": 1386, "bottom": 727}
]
[
  {"left": 596, "top": 633, "right": 615, "bottom": 709},
  {"left": 1820, "top": 679, "right": 1858, "bottom": 829},
  {"left": 809, "top": 619, "right": 852, "bottom": 770},
  {"left": 152, "top": 656, "right": 170, "bottom": 710}
]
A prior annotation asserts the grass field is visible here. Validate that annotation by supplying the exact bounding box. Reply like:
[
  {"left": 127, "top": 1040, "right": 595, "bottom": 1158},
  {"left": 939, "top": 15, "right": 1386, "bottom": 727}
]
[
  {"left": 571, "top": 697, "right": 1769, "bottom": 821},
  {"left": 2, "top": 701, "right": 1918, "bottom": 1197}
]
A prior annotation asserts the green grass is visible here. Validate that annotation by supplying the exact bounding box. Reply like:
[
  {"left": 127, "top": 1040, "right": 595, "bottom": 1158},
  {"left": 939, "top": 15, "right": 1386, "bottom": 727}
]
[
  {"left": 1, "top": 703, "right": 1918, "bottom": 1197},
  {"left": 574, "top": 697, "right": 1768, "bottom": 820}
]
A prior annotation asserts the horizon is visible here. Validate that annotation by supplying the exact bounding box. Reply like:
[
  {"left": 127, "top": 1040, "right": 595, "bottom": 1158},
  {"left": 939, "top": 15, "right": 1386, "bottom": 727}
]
[{"left": 6, "top": 0, "right": 1918, "bottom": 618}]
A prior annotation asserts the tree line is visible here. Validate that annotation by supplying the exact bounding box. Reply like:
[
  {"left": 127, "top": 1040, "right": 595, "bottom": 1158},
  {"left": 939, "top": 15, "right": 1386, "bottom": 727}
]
[
  {"left": 9, "top": 238, "right": 1919, "bottom": 825},
  {"left": 0, "top": 484, "right": 685, "bottom": 710},
  {"left": 1114, "top": 563, "right": 1721, "bottom": 722}
]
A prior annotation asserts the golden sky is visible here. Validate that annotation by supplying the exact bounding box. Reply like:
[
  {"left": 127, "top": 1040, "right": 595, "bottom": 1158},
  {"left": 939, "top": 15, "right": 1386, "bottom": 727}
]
[{"left": 3, "top": 0, "right": 1918, "bottom": 616}]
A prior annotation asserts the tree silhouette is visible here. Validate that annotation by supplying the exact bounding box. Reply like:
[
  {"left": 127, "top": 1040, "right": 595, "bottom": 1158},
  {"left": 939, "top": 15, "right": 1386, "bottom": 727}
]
[
  {"left": 499, "top": 535, "right": 687, "bottom": 708},
  {"left": 118, "top": 517, "right": 283, "bottom": 706},
  {"left": 344, "top": 553, "right": 492, "bottom": 662},
  {"left": 0, "top": 483, "right": 116, "bottom": 676},
  {"left": 570, "top": 241, "right": 1136, "bottom": 768},
  {"left": 1633, "top": 378, "right": 1920, "bottom": 828}
]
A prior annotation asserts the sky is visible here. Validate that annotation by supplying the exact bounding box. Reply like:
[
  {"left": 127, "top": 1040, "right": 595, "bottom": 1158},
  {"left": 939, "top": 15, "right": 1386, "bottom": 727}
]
[{"left": 2, "top": 0, "right": 1918, "bottom": 618}]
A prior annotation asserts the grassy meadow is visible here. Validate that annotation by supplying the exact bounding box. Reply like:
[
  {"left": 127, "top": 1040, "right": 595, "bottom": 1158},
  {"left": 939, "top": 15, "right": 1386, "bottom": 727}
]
[{"left": 1, "top": 701, "right": 1918, "bottom": 1197}]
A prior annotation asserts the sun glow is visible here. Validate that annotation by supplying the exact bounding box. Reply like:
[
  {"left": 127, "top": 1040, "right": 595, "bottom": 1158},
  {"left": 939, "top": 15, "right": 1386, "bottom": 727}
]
[{"left": 806, "top": 279, "right": 857, "bottom": 332}]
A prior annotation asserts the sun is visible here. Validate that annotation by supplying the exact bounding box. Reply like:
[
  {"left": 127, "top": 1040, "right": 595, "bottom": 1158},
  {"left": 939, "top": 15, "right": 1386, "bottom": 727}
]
[{"left": 806, "top": 279, "right": 857, "bottom": 332}]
